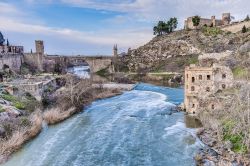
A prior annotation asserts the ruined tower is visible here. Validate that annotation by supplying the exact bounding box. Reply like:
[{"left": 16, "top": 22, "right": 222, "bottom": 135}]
[
  {"left": 211, "top": 16, "right": 216, "bottom": 27},
  {"left": 35, "top": 40, "right": 44, "bottom": 54},
  {"left": 222, "top": 13, "right": 231, "bottom": 25},
  {"left": 35, "top": 40, "right": 44, "bottom": 71}
]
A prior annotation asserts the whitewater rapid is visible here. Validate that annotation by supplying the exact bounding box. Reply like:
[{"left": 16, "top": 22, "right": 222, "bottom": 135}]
[{"left": 4, "top": 84, "right": 203, "bottom": 166}]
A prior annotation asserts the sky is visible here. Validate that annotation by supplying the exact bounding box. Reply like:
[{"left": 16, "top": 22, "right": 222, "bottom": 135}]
[{"left": 0, "top": 0, "right": 249, "bottom": 55}]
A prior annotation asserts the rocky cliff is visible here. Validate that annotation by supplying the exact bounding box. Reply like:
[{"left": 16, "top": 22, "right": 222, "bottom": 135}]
[{"left": 126, "top": 28, "right": 250, "bottom": 72}]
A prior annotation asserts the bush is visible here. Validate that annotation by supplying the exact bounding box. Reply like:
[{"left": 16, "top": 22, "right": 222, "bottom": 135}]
[
  {"left": 96, "top": 67, "right": 110, "bottom": 77},
  {"left": 242, "top": 25, "right": 247, "bottom": 33},
  {"left": 1, "top": 94, "right": 17, "bottom": 102},
  {"left": 232, "top": 67, "right": 249, "bottom": 79},
  {"left": 0, "top": 105, "right": 4, "bottom": 113},
  {"left": 14, "top": 102, "right": 25, "bottom": 110},
  {"left": 202, "top": 26, "right": 223, "bottom": 36}
]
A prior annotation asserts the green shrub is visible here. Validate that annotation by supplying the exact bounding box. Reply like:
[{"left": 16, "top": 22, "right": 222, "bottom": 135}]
[
  {"left": 223, "top": 120, "right": 248, "bottom": 154},
  {"left": 96, "top": 67, "right": 109, "bottom": 77},
  {"left": 223, "top": 133, "right": 248, "bottom": 154},
  {"left": 0, "top": 105, "right": 5, "bottom": 113},
  {"left": 14, "top": 102, "right": 26, "bottom": 110},
  {"left": 1, "top": 94, "right": 17, "bottom": 102},
  {"left": 202, "top": 27, "right": 223, "bottom": 36},
  {"left": 232, "top": 67, "right": 249, "bottom": 79}
]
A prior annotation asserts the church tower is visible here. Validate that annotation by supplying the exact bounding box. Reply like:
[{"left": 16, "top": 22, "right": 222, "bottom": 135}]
[{"left": 113, "top": 44, "right": 118, "bottom": 57}]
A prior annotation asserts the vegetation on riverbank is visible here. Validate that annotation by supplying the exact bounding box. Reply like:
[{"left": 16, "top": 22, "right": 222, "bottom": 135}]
[
  {"left": 0, "top": 74, "right": 124, "bottom": 164},
  {"left": 0, "top": 111, "right": 42, "bottom": 164}
]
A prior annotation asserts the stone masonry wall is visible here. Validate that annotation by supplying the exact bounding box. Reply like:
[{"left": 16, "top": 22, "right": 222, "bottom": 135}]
[
  {"left": 0, "top": 54, "right": 23, "bottom": 73},
  {"left": 221, "top": 21, "right": 250, "bottom": 33}
]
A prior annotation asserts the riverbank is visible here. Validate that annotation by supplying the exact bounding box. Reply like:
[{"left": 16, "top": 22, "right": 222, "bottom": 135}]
[
  {"left": 0, "top": 78, "right": 131, "bottom": 164},
  {"left": 196, "top": 128, "right": 250, "bottom": 166}
]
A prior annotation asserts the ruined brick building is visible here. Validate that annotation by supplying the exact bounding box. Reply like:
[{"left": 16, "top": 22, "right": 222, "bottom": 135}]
[
  {"left": 184, "top": 63, "right": 233, "bottom": 114},
  {"left": 184, "top": 13, "right": 231, "bottom": 29}
]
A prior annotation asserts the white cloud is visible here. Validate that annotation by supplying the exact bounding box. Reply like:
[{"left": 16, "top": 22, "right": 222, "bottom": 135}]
[{"left": 1, "top": 0, "right": 250, "bottom": 54}]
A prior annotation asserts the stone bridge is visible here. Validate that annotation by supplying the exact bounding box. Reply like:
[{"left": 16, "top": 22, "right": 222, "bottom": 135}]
[
  {"left": 23, "top": 41, "right": 116, "bottom": 73},
  {"left": 44, "top": 55, "right": 114, "bottom": 73}
]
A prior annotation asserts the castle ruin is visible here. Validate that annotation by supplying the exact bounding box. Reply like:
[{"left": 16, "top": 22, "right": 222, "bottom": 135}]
[{"left": 184, "top": 13, "right": 231, "bottom": 29}]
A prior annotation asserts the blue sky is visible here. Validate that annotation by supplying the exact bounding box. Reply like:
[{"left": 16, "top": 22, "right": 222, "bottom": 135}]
[{"left": 0, "top": 0, "right": 249, "bottom": 55}]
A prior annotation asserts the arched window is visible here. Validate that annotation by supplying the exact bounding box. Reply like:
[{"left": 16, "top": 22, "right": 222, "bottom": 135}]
[
  {"left": 199, "top": 75, "right": 202, "bottom": 80},
  {"left": 192, "top": 77, "right": 195, "bottom": 83},
  {"left": 207, "top": 75, "right": 211, "bottom": 80},
  {"left": 191, "top": 86, "right": 195, "bottom": 91}
]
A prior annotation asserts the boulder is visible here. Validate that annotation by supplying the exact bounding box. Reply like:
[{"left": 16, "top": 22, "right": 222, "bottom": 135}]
[{"left": 239, "top": 41, "right": 250, "bottom": 53}]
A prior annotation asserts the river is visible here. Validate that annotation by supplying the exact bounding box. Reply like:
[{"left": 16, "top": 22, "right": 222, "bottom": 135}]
[{"left": 3, "top": 83, "right": 203, "bottom": 166}]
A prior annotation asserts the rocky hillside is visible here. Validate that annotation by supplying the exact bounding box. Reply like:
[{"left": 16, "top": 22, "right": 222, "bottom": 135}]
[{"left": 126, "top": 28, "right": 250, "bottom": 72}]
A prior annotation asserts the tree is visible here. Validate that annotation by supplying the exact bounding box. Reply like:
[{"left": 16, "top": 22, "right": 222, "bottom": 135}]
[
  {"left": 0, "top": 32, "right": 5, "bottom": 45},
  {"left": 245, "top": 15, "right": 250, "bottom": 21},
  {"left": 192, "top": 16, "right": 200, "bottom": 29},
  {"left": 242, "top": 25, "right": 247, "bottom": 33},
  {"left": 167, "top": 17, "right": 178, "bottom": 33},
  {"left": 153, "top": 18, "right": 178, "bottom": 36}
]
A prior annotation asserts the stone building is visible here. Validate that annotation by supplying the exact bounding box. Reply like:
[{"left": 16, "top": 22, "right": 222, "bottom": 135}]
[
  {"left": 9, "top": 75, "right": 57, "bottom": 101},
  {"left": 184, "top": 64, "right": 233, "bottom": 114},
  {"left": 184, "top": 13, "right": 231, "bottom": 29},
  {"left": 0, "top": 32, "right": 24, "bottom": 74}
]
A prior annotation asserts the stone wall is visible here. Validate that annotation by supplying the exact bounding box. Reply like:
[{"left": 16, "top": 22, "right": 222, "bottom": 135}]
[
  {"left": 0, "top": 54, "right": 23, "bottom": 73},
  {"left": 221, "top": 20, "right": 250, "bottom": 33}
]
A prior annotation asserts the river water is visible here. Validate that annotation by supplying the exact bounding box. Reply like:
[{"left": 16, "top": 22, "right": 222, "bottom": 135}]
[
  {"left": 3, "top": 83, "right": 203, "bottom": 166},
  {"left": 67, "top": 66, "right": 90, "bottom": 79}
]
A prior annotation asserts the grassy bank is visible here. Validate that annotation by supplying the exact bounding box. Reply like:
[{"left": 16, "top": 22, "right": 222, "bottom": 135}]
[{"left": 0, "top": 112, "right": 43, "bottom": 164}]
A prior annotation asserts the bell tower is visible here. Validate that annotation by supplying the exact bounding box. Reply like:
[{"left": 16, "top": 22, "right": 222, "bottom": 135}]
[{"left": 35, "top": 40, "right": 44, "bottom": 71}]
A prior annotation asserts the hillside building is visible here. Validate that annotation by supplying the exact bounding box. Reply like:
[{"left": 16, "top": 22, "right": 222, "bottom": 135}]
[{"left": 184, "top": 64, "right": 233, "bottom": 114}]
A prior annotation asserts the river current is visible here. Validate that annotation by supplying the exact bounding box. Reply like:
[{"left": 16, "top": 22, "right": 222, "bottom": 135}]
[{"left": 4, "top": 83, "right": 203, "bottom": 166}]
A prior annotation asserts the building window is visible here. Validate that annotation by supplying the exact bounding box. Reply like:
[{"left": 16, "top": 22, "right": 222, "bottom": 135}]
[
  {"left": 186, "top": 74, "right": 188, "bottom": 79},
  {"left": 211, "top": 104, "right": 215, "bottom": 109},
  {"left": 192, "top": 77, "right": 195, "bottom": 83},
  {"left": 222, "top": 84, "right": 226, "bottom": 89},
  {"left": 192, "top": 104, "right": 195, "bottom": 108},
  {"left": 206, "top": 87, "right": 210, "bottom": 92},
  {"left": 207, "top": 75, "right": 211, "bottom": 80},
  {"left": 222, "top": 74, "right": 226, "bottom": 79},
  {"left": 199, "top": 75, "right": 202, "bottom": 80},
  {"left": 191, "top": 86, "right": 195, "bottom": 91}
]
